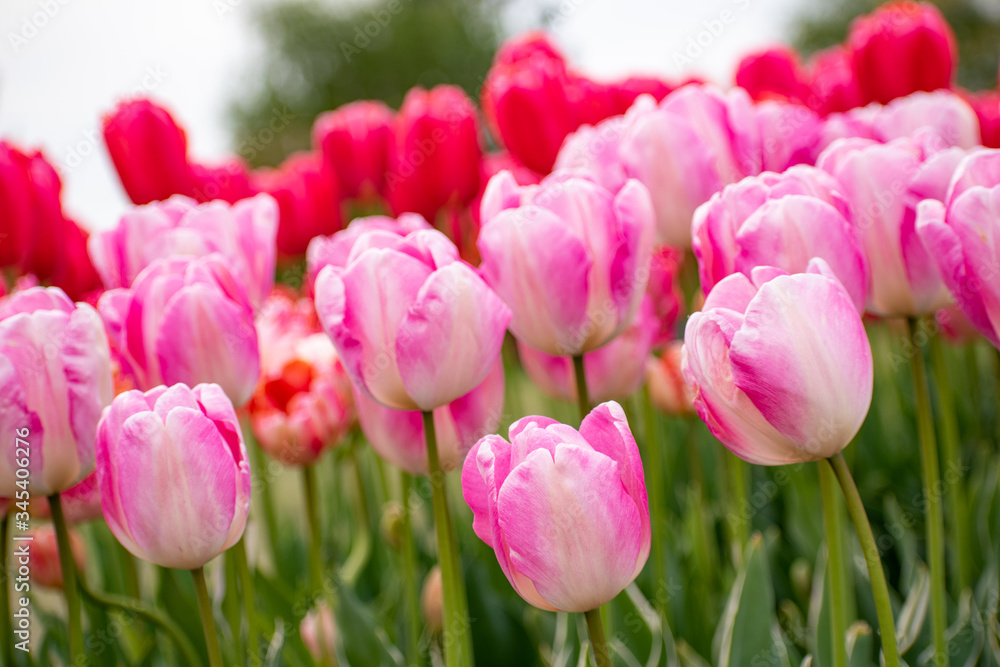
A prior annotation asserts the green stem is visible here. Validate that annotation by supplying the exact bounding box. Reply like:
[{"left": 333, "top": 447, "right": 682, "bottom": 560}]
[
  {"left": 818, "top": 460, "right": 848, "bottom": 667},
  {"left": 929, "top": 334, "right": 972, "bottom": 592},
  {"left": 225, "top": 548, "right": 243, "bottom": 661},
  {"left": 192, "top": 566, "right": 224, "bottom": 667},
  {"left": 572, "top": 354, "right": 591, "bottom": 420},
  {"left": 79, "top": 576, "right": 204, "bottom": 667},
  {"left": 400, "top": 472, "right": 423, "bottom": 667},
  {"left": 117, "top": 541, "right": 141, "bottom": 599},
  {"left": 584, "top": 607, "right": 610, "bottom": 667},
  {"left": 246, "top": 429, "right": 281, "bottom": 571},
  {"left": 49, "top": 493, "right": 84, "bottom": 661},
  {"left": 828, "top": 453, "right": 900, "bottom": 667},
  {"left": 907, "top": 319, "right": 948, "bottom": 664},
  {"left": 640, "top": 387, "right": 670, "bottom": 628},
  {"left": 423, "top": 410, "right": 473, "bottom": 667},
  {"left": 727, "top": 454, "right": 749, "bottom": 567},
  {"left": 341, "top": 445, "right": 373, "bottom": 586},
  {"left": 303, "top": 465, "right": 336, "bottom": 667},
  {"left": 234, "top": 537, "right": 258, "bottom": 666},
  {"left": 0, "top": 515, "right": 11, "bottom": 667}
]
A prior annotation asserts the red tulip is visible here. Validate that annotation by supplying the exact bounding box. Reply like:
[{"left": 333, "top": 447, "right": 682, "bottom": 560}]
[
  {"left": 189, "top": 158, "right": 257, "bottom": 204},
  {"left": 0, "top": 142, "right": 31, "bottom": 268},
  {"left": 806, "top": 46, "right": 865, "bottom": 115},
  {"left": 963, "top": 90, "right": 1000, "bottom": 148},
  {"left": 254, "top": 152, "right": 342, "bottom": 256},
  {"left": 736, "top": 46, "right": 810, "bottom": 105},
  {"left": 313, "top": 100, "right": 394, "bottom": 201}
]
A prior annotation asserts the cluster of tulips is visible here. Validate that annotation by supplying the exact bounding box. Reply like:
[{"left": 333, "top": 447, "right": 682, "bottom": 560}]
[{"left": 2, "top": 1, "right": 1000, "bottom": 665}]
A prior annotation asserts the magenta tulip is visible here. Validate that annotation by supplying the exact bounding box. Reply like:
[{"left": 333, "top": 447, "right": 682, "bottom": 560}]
[
  {"left": 477, "top": 170, "right": 654, "bottom": 356},
  {"left": 313, "top": 100, "right": 395, "bottom": 201},
  {"left": 314, "top": 228, "right": 510, "bottom": 411},
  {"left": 462, "top": 402, "right": 650, "bottom": 612},
  {"left": 735, "top": 46, "right": 810, "bottom": 105},
  {"left": 353, "top": 360, "right": 504, "bottom": 475},
  {"left": 89, "top": 193, "right": 278, "bottom": 309},
  {"left": 97, "top": 255, "right": 260, "bottom": 406},
  {"left": 682, "top": 261, "right": 873, "bottom": 465},
  {"left": 0, "top": 287, "right": 113, "bottom": 497},
  {"left": 806, "top": 46, "right": 864, "bottom": 116},
  {"left": 96, "top": 383, "right": 251, "bottom": 569}
]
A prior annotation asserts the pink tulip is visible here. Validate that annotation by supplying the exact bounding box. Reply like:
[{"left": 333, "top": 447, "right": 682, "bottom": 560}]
[
  {"left": 736, "top": 47, "right": 810, "bottom": 105},
  {"left": 847, "top": 1, "right": 956, "bottom": 105},
  {"left": 755, "top": 101, "right": 823, "bottom": 173},
  {"left": 646, "top": 246, "right": 684, "bottom": 349},
  {"left": 646, "top": 342, "right": 694, "bottom": 417},
  {"left": 871, "top": 91, "right": 980, "bottom": 149},
  {"left": 301, "top": 604, "right": 338, "bottom": 664},
  {"left": 916, "top": 149, "right": 1000, "bottom": 348},
  {"left": 88, "top": 193, "right": 278, "bottom": 309},
  {"left": 478, "top": 170, "right": 654, "bottom": 356},
  {"left": 818, "top": 136, "right": 963, "bottom": 315},
  {"left": 682, "top": 261, "right": 873, "bottom": 465},
  {"left": 518, "top": 297, "right": 658, "bottom": 403},
  {"left": 0, "top": 287, "right": 113, "bottom": 497},
  {"left": 97, "top": 255, "right": 260, "bottom": 406},
  {"left": 96, "top": 383, "right": 251, "bottom": 569},
  {"left": 353, "top": 360, "right": 504, "bottom": 475},
  {"left": 692, "top": 165, "right": 855, "bottom": 295},
  {"left": 249, "top": 291, "right": 353, "bottom": 466},
  {"left": 462, "top": 402, "right": 650, "bottom": 612},
  {"left": 314, "top": 228, "right": 510, "bottom": 411},
  {"left": 313, "top": 100, "right": 394, "bottom": 201},
  {"left": 102, "top": 98, "right": 194, "bottom": 205},
  {"left": 421, "top": 567, "right": 445, "bottom": 634}
]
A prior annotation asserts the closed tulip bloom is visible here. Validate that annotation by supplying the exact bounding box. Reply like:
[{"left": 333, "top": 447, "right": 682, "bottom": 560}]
[
  {"left": 872, "top": 91, "right": 980, "bottom": 149},
  {"left": 646, "top": 341, "right": 694, "bottom": 417},
  {"left": 103, "top": 98, "right": 194, "bottom": 204},
  {"left": 387, "top": 86, "right": 482, "bottom": 221},
  {"left": 315, "top": 228, "right": 510, "bottom": 411},
  {"left": 300, "top": 604, "right": 338, "bottom": 664},
  {"left": 96, "top": 383, "right": 251, "bottom": 569},
  {"left": 48, "top": 219, "right": 103, "bottom": 302},
  {"left": 518, "top": 297, "right": 658, "bottom": 404},
  {"left": 646, "top": 246, "right": 684, "bottom": 349},
  {"left": 0, "top": 142, "right": 32, "bottom": 268},
  {"left": 818, "top": 136, "right": 962, "bottom": 315},
  {"left": 478, "top": 170, "right": 654, "bottom": 356},
  {"left": 847, "top": 1, "right": 956, "bottom": 105},
  {"left": 963, "top": 91, "right": 1000, "bottom": 149},
  {"left": 462, "top": 402, "right": 650, "bottom": 612},
  {"left": 916, "top": 149, "right": 1000, "bottom": 348},
  {"left": 313, "top": 100, "right": 394, "bottom": 201},
  {"left": 0, "top": 287, "right": 113, "bottom": 497},
  {"left": 736, "top": 47, "right": 810, "bottom": 104},
  {"left": 189, "top": 158, "right": 257, "bottom": 204},
  {"left": 682, "top": 261, "right": 873, "bottom": 465},
  {"left": 97, "top": 255, "right": 260, "bottom": 406},
  {"left": 756, "top": 100, "right": 823, "bottom": 172},
  {"left": 353, "top": 360, "right": 504, "bottom": 475},
  {"left": 29, "top": 524, "right": 86, "bottom": 589},
  {"left": 806, "top": 46, "right": 864, "bottom": 116},
  {"left": 89, "top": 193, "right": 278, "bottom": 309},
  {"left": 421, "top": 567, "right": 445, "bottom": 634},
  {"left": 19, "top": 151, "right": 67, "bottom": 282}
]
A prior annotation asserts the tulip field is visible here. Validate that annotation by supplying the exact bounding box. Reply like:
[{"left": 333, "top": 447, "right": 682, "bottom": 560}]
[{"left": 3, "top": 1, "right": 1000, "bottom": 666}]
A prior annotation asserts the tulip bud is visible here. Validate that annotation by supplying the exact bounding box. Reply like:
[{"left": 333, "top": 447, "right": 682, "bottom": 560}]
[
  {"left": 313, "top": 100, "right": 394, "bottom": 201},
  {"left": 682, "top": 261, "right": 873, "bottom": 465},
  {"left": 29, "top": 524, "right": 86, "bottom": 589},
  {"left": 300, "top": 604, "right": 339, "bottom": 664},
  {"left": 462, "top": 402, "right": 650, "bottom": 612},
  {"left": 103, "top": 98, "right": 194, "bottom": 204},
  {"left": 0, "top": 287, "right": 113, "bottom": 497},
  {"left": 421, "top": 567, "right": 444, "bottom": 634},
  {"left": 96, "top": 383, "right": 252, "bottom": 569}
]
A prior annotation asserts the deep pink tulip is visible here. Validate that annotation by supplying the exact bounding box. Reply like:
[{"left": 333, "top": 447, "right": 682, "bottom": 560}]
[
  {"left": 963, "top": 90, "right": 1000, "bottom": 149},
  {"left": 314, "top": 228, "right": 510, "bottom": 411},
  {"left": 806, "top": 46, "right": 865, "bottom": 116},
  {"left": 818, "top": 136, "right": 963, "bottom": 315},
  {"left": 607, "top": 76, "right": 674, "bottom": 115},
  {"left": 189, "top": 158, "right": 257, "bottom": 204},
  {"left": 462, "top": 402, "right": 650, "bottom": 612},
  {"left": 313, "top": 100, "right": 395, "bottom": 201},
  {"left": 0, "top": 287, "right": 113, "bottom": 497},
  {"left": 736, "top": 46, "right": 810, "bottom": 105},
  {"left": 478, "top": 170, "right": 654, "bottom": 356},
  {"left": 518, "top": 297, "right": 658, "bottom": 404},
  {"left": 0, "top": 142, "right": 32, "bottom": 268},
  {"left": 96, "top": 383, "right": 251, "bottom": 569},
  {"left": 916, "top": 149, "right": 1000, "bottom": 348},
  {"left": 97, "top": 255, "right": 260, "bottom": 406},
  {"left": 249, "top": 291, "right": 353, "bottom": 465},
  {"left": 386, "top": 86, "right": 482, "bottom": 221},
  {"left": 847, "top": 1, "right": 956, "bottom": 105},
  {"left": 682, "top": 261, "right": 873, "bottom": 465},
  {"left": 18, "top": 151, "right": 67, "bottom": 282},
  {"left": 646, "top": 246, "right": 684, "bottom": 349},
  {"left": 103, "top": 98, "right": 194, "bottom": 204},
  {"left": 89, "top": 194, "right": 278, "bottom": 309},
  {"left": 48, "top": 220, "right": 104, "bottom": 301},
  {"left": 353, "top": 360, "right": 504, "bottom": 475},
  {"left": 254, "top": 151, "right": 343, "bottom": 257}
]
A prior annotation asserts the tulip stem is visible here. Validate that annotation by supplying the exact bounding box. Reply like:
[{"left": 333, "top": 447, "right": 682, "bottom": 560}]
[
  {"left": 192, "top": 566, "right": 224, "bottom": 667},
  {"left": 584, "top": 607, "right": 610, "bottom": 667},
  {"left": 423, "top": 410, "right": 473, "bottom": 667},
  {"left": 828, "top": 453, "right": 900, "bottom": 667},
  {"left": 0, "top": 515, "right": 12, "bottom": 667},
  {"left": 303, "top": 464, "right": 336, "bottom": 667},
  {"left": 818, "top": 460, "right": 848, "bottom": 667},
  {"left": 49, "top": 493, "right": 85, "bottom": 661},
  {"left": 929, "top": 334, "right": 972, "bottom": 592},
  {"left": 234, "top": 537, "right": 258, "bottom": 665},
  {"left": 726, "top": 454, "right": 750, "bottom": 566},
  {"left": 640, "top": 387, "right": 670, "bottom": 628},
  {"left": 400, "top": 471, "right": 424, "bottom": 667},
  {"left": 572, "top": 354, "right": 591, "bottom": 420},
  {"left": 342, "top": 444, "right": 373, "bottom": 586},
  {"left": 906, "top": 319, "right": 948, "bottom": 664}
]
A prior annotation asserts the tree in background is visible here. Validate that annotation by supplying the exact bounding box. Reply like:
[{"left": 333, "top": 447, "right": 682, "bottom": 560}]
[
  {"left": 791, "top": 0, "right": 1000, "bottom": 91},
  {"left": 231, "top": 0, "right": 507, "bottom": 168}
]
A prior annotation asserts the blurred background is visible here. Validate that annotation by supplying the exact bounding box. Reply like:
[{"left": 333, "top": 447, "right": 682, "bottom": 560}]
[{"left": 1, "top": 0, "right": 998, "bottom": 232}]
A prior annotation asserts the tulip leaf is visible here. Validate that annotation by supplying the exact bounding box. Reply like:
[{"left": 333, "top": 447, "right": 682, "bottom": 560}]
[
  {"left": 845, "top": 621, "right": 874, "bottom": 667},
  {"left": 895, "top": 562, "right": 929, "bottom": 654},
  {"left": 917, "top": 590, "right": 983, "bottom": 667}
]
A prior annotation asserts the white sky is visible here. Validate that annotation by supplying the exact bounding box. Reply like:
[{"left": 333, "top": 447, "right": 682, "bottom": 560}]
[{"left": 0, "top": 0, "right": 804, "bottom": 232}]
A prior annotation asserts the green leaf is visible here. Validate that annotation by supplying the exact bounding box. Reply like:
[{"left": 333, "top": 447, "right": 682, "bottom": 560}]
[
  {"left": 895, "top": 562, "right": 929, "bottom": 655},
  {"left": 845, "top": 622, "right": 874, "bottom": 667}
]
